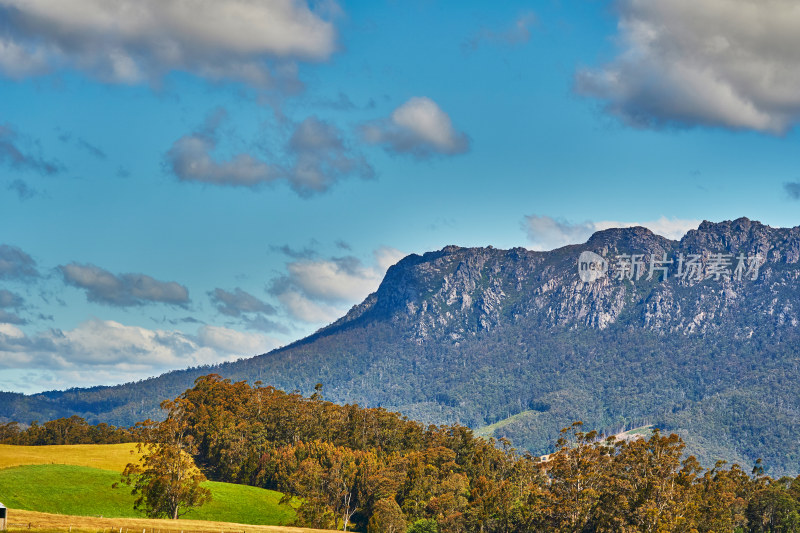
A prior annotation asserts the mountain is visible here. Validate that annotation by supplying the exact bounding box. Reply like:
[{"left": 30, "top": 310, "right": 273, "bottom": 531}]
[{"left": 3, "top": 217, "right": 800, "bottom": 475}]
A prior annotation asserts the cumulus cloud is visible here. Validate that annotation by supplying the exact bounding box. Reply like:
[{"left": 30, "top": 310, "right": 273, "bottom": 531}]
[
  {"left": 523, "top": 215, "right": 701, "bottom": 251},
  {"left": 209, "top": 287, "right": 276, "bottom": 317},
  {"left": 576, "top": 0, "right": 800, "bottom": 134},
  {"left": 463, "top": 11, "right": 537, "bottom": 52},
  {"left": 0, "top": 244, "right": 39, "bottom": 279},
  {"left": 0, "top": 311, "right": 25, "bottom": 325},
  {"left": 0, "top": 289, "right": 23, "bottom": 308},
  {"left": 240, "top": 314, "right": 288, "bottom": 334},
  {"left": 0, "top": 0, "right": 337, "bottom": 88},
  {"left": 270, "top": 246, "right": 405, "bottom": 323},
  {"left": 196, "top": 324, "right": 277, "bottom": 355},
  {"left": 59, "top": 263, "right": 189, "bottom": 307},
  {"left": 167, "top": 110, "right": 371, "bottom": 196},
  {"left": 168, "top": 133, "right": 275, "bottom": 186},
  {"left": 0, "top": 288, "right": 26, "bottom": 325},
  {"left": 0, "top": 125, "right": 61, "bottom": 175},
  {"left": 285, "top": 116, "right": 374, "bottom": 196},
  {"left": 0, "top": 319, "right": 279, "bottom": 392},
  {"left": 785, "top": 181, "right": 800, "bottom": 200},
  {"left": 374, "top": 246, "right": 408, "bottom": 272},
  {"left": 362, "top": 97, "right": 470, "bottom": 158},
  {"left": 284, "top": 257, "right": 382, "bottom": 302},
  {"left": 166, "top": 108, "right": 278, "bottom": 187},
  {"left": 274, "top": 290, "right": 344, "bottom": 324}
]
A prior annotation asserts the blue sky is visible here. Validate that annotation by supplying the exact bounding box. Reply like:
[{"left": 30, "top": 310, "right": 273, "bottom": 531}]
[{"left": 1, "top": 0, "right": 800, "bottom": 393}]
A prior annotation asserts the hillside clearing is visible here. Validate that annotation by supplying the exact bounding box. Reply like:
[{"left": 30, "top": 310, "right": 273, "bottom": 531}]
[{"left": 473, "top": 410, "right": 536, "bottom": 439}]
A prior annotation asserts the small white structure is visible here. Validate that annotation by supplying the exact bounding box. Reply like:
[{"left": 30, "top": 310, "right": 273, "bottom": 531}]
[{"left": 0, "top": 501, "right": 6, "bottom": 531}]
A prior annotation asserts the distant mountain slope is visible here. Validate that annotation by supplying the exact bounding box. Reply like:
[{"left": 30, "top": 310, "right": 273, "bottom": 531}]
[{"left": 3, "top": 217, "right": 800, "bottom": 475}]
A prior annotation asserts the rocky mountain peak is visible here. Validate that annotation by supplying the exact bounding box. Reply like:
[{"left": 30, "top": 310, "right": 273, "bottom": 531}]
[
  {"left": 583, "top": 226, "right": 674, "bottom": 260},
  {"left": 326, "top": 218, "right": 800, "bottom": 341}
]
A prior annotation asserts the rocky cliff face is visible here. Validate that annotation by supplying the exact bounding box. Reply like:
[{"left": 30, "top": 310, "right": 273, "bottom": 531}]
[{"left": 332, "top": 217, "right": 800, "bottom": 339}]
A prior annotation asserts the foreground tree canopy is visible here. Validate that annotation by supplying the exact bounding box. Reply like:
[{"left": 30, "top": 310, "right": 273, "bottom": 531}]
[
  {"left": 115, "top": 398, "right": 212, "bottom": 520},
  {"left": 148, "top": 374, "right": 800, "bottom": 532}
]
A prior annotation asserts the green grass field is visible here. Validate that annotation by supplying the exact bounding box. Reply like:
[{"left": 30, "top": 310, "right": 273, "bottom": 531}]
[
  {"left": 0, "top": 464, "right": 297, "bottom": 525},
  {"left": 0, "top": 443, "right": 298, "bottom": 527}
]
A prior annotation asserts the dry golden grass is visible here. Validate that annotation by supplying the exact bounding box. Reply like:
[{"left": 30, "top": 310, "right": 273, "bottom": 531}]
[
  {"left": 4, "top": 509, "right": 337, "bottom": 533},
  {"left": 0, "top": 444, "right": 140, "bottom": 472}
]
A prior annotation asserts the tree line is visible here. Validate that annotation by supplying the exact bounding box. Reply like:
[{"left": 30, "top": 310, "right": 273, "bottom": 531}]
[
  {"left": 161, "top": 375, "right": 800, "bottom": 532},
  {"left": 0, "top": 415, "right": 136, "bottom": 445},
  {"left": 4, "top": 375, "right": 800, "bottom": 531}
]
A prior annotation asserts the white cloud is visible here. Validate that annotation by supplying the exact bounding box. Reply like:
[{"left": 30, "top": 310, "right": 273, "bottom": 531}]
[
  {"left": 362, "top": 97, "right": 470, "bottom": 158},
  {"left": 167, "top": 111, "right": 371, "bottom": 196},
  {"left": 270, "top": 247, "right": 405, "bottom": 324},
  {"left": 59, "top": 262, "right": 190, "bottom": 307},
  {"left": 0, "top": 319, "right": 280, "bottom": 392},
  {"left": 166, "top": 108, "right": 278, "bottom": 187},
  {"left": 196, "top": 324, "right": 277, "bottom": 355},
  {"left": 285, "top": 259, "right": 382, "bottom": 302},
  {"left": 209, "top": 287, "right": 276, "bottom": 317},
  {"left": 0, "top": 289, "right": 24, "bottom": 309},
  {"left": 0, "top": 244, "right": 39, "bottom": 279},
  {"left": 0, "top": 0, "right": 337, "bottom": 88},
  {"left": 374, "top": 246, "right": 408, "bottom": 272},
  {"left": 523, "top": 214, "right": 700, "bottom": 251},
  {"left": 0, "top": 322, "right": 24, "bottom": 339},
  {"left": 56, "top": 319, "right": 201, "bottom": 366},
  {"left": 276, "top": 290, "right": 344, "bottom": 324},
  {"left": 285, "top": 116, "right": 374, "bottom": 196},
  {"left": 167, "top": 135, "right": 277, "bottom": 187},
  {"left": 0, "top": 289, "right": 27, "bottom": 325},
  {"left": 576, "top": 0, "right": 800, "bottom": 134}
]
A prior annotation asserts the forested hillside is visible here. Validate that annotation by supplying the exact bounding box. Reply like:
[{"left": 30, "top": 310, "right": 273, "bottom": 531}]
[
  {"left": 156, "top": 375, "right": 800, "bottom": 532},
  {"left": 2, "top": 218, "right": 799, "bottom": 475}
]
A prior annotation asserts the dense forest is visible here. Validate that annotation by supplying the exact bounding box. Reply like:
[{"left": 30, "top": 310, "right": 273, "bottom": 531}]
[
  {"left": 139, "top": 375, "right": 800, "bottom": 532},
  {"left": 4, "top": 321, "right": 799, "bottom": 477}
]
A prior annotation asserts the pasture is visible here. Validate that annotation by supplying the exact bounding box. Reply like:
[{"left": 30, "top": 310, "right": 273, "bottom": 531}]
[{"left": 0, "top": 444, "right": 300, "bottom": 528}]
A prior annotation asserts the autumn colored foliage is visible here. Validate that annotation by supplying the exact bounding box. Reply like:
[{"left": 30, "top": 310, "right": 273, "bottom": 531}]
[
  {"left": 116, "top": 398, "right": 212, "bottom": 520},
  {"left": 153, "top": 374, "right": 800, "bottom": 532}
]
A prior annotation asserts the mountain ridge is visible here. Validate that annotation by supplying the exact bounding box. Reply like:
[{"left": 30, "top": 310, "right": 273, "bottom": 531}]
[{"left": 3, "top": 217, "right": 800, "bottom": 475}]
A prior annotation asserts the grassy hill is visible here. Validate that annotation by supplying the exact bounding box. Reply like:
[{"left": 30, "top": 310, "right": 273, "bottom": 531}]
[
  {"left": 0, "top": 443, "right": 139, "bottom": 471},
  {"left": 0, "top": 445, "right": 297, "bottom": 526}
]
